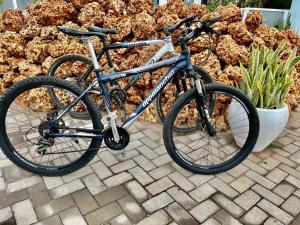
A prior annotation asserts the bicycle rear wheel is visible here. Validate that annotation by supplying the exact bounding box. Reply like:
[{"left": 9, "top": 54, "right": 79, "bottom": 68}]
[
  {"left": 0, "top": 77, "right": 103, "bottom": 176},
  {"left": 163, "top": 84, "right": 259, "bottom": 174}
]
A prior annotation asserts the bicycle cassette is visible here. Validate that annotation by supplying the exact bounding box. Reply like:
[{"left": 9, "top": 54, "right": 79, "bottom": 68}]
[{"left": 103, "top": 127, "right": 130, "bottom": 150}]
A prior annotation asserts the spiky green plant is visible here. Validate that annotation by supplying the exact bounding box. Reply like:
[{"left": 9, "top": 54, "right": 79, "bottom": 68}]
[{"left": 239, "top": 41, "right": 300, "bottom": 109}]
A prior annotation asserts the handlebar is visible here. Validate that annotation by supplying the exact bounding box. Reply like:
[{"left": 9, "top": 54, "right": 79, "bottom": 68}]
[{"left": 158, "top": 16, "right": 197, "bottom": 35}]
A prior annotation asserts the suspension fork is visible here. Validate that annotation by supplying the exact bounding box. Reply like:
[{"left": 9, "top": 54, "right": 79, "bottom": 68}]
[{"left": 194, "top": 79, "right": 215, "bottom": 136}]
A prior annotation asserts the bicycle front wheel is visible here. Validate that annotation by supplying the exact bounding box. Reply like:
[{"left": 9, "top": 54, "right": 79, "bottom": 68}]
[
  {"left": 156, "top": 65, "right": 213, "bottom": 133},
  {"left": 163, "top": 84, "right": 259, "bottom": 174},
  {"left": 0, "top": 77, "right": 103, "bottom": 176}
]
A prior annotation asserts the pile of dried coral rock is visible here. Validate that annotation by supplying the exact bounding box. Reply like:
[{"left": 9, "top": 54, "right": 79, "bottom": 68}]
[{"left": 1, "top": 0, "right": 300, "bottom": 122}]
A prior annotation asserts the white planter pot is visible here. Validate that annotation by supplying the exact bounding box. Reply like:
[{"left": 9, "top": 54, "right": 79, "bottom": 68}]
[{"left": 228, "top": 101, "right": 289, "bottom": 152}]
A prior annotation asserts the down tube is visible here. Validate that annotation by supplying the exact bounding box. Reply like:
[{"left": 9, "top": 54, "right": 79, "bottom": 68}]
[{"left": 122, "top": 60, "right": 188, "bottom": 130}]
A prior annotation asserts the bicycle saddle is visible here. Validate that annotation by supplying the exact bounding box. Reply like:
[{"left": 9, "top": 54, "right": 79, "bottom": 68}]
[
  {"left": 88, "top": 26, "right": 118, "bottom": 34},
  {"left": 57, "top": 26, "right": 107, "bottom": 38}
]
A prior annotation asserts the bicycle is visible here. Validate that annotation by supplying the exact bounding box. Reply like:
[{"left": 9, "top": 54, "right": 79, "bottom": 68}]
[
  {"left": 48, "top": 16, "right": 213, "bottom": 133},
  {"left": 0, "top": 16, "right": 259, "bottom": 176}
]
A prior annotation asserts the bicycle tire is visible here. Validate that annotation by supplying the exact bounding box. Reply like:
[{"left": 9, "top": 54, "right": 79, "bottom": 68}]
[
  {"left": 163, "top": 84, "right": 259, "bottom": 174},
  {"left": 0, "top": 76, "right": 103, "bottom": 176}
]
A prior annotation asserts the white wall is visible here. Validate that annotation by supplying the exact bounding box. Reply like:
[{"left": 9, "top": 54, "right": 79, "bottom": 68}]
[{"left": 290, "top": 0, "right": 300, "bottom": 34}]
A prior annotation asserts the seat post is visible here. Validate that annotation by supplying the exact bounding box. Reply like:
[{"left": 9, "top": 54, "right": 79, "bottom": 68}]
[{"left": 83, "top": 37, "right": 100, "bottom": 71}]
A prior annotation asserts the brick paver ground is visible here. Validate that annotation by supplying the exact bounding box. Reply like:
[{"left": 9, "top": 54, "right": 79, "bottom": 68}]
[{"left": 0, "top": 110, "right": 300, "bottom": 225}]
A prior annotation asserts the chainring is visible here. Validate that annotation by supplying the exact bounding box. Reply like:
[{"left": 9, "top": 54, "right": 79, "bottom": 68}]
[{"left": 103, "top": 127, "right": 130, "bottom": 150}]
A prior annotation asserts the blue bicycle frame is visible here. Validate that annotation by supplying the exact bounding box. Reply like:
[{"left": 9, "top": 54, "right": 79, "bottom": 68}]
[{"left": 53, "top": 37, "right": 193, "bottom": 139}]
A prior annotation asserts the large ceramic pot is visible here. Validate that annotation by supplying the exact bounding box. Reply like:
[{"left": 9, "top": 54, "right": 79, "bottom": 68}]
[{"left": 228, "top": 101, "right": 289, "bottom": 152}]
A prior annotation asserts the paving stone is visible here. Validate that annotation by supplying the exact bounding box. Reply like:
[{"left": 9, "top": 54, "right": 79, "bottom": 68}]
[
  {"left": 281, "top": 195, "right": 300, "bottom": 216},
  {"left": 266, "top": 168, "right": 288, "bottom": 184},
  {"left": 290, "top": 150, "right": 300, "bottom": 164},
  {"left": 140, "top": 136, "right": 159, "bottom": 149},
  {"left": 248, "top": 153, "right": 263, "bottom": 162},
  {"left": 212, "top": 193, "right": 244, "bottom": 218},
  {"left": 143, "top": 129, "right": 161, "bottom": 141},
  {"left": 277, "top": 136, "right": 293, "bottom": 145},
  {"left": 59, "top": 207, "right": 87, "bottom": 225},
  {"left": 201, "top": 218, "right": 221, "bottom": 225},
  {"left": 91, "top": 161, "right": 112, "bottom": 180},
  {"left": 227, "top": 164, "right": 249, "bottom": 178},
  {"left": 50, "top": 179, "right": 84, "bottom": 199},
  {"left": 98, "top": 151, "right": 119, "bottom": 166},
  {"left": 72, "top": 189, "right": 99, "bottom": 215},
  {"left": 13, "top": 199, "right": 37, "bottom": 225},
  {"left": 188, "top": 174, "right": 214, "bottom": 186},
  {"left": 234, "top": 190, "right": 261, "bottom": 210},
  {"left": 279, "top": 164, "right": 300, "bottom": 179},
  {"left": 104, "top": 172, "right": 133, "bottom": 188},
  {"left": 251, "top": 184, "right": 284, "bottom": 206},
  {"left": 142, "top": 192, "right": 174, "bottom": 213},
  {"left": 111, "top": 160, "right": 137, "bottom": 174},
  {"left": 273, "top": 182, "right": 296, "bottom": 198},
  {"left": 229, "top": 175, "right": 254, "bottom": 193},
  {"left": 35, "top": 215, "right": 63, "bottom": 225},
  {"left": 128, "top": 166, "right": 154, "bottom": 186},
  {"left": 166, "top": 202, "right": 198, "bottom": 225},
  {"left": 240, "top": 206, "right": 268, "bottom": 225},
  {"left": 136, "top": 210, "right": 171, "bottom": 225},
  {"left": 153, "top": 146, "right": 167, "bottom": 156},
  {"left": 285, "top": 175, "right": 300, "bottom": 188},
  {"left": 168, "top": 171, "right": 195, "bottom": 192},
  {"left": 125, "top": 180, "right": 148, "bottom": 203},
  {"left": 190, "top": 199, "right": 220, "bottom": 223},
  {"left": 0, "top": 207, "right": 12, "bottom": 224},
  {"left": 43, "top": 176, "right": 63, "bottom": 190},
  {"left": 189, "top": 183, "right": 216, "bottom": 203},
  {"left": 0, "top": 176, "right": 6, "bottom": 191},
  {"left": 62, "top": 167, "right": 93, "bottom": 183},
  {"left": 259, "top": 157, "right": 281, "bottom": 170},
  {"left": 136, "top": 145, "right": 159, "bottom": 160},
  {"left": 282, "top": 143, "right": 299, "bottom": 154},
  {"left": 83, "top": 173, "right": 107, "bottom": 195},
  {"left": 170, "top": 162, "right": 194, "bottom": 178},
  {"left": 0, "top": 189, "right": 29, "bottom": 209},
  {"left": 152, "top": 154, "right": 172, "bottom": 167},
  {"left": 115, "top": 150, "right": 140, "bottom": 161},
  {"left": 291, "top": 213, "right": 300, "bottom": 225},
  {"left": 95, "top": 185, "right": 128, "bottom": 207},
  {"left": 243, "top": 159, "right": 268, "bottom": 175},
  {"left": 264, "top": 217, "right": 284, "bottom": 225},
  {"left": 216, "top": 172, "right": 235, "bottom": 183},
  {"left": 125, "top": 139, "right": 144, "bottom": 151},
  {"left": 213, "top": 209, "right": 242, "bottom": 225},
  {"left": 85, "top": 202, "right": 122, "bottom": 225},
  {"left": 2, "top": 166, "right": 22, "bottom": 183},
  {"left": 294, "top": 189, "right": 300, "bottom": 198},
  {"left": 0, "top": 158, "right": 13, "bottom": 168},
  {"left": 29, "top": 189, "right": 51, "bottom": 208},
  {"left": 110, "top": 213, "right": 132, "bottom": 225},
  {"left": 7, "top": 175, "right": 43, "bottom": 192},
  {"left": 133, "top": 155, "right": 156, "bottom": 172},
  {"left": 208, "top": 177, "right": 238, "bottom": 199},
  {"left": 272, "top": 153, "right": 297, "bottom": 167},
  {"left": 146, "top": 176, "right": 174, "bottom": 196},
  {"left": 149, "top": 164, "right": 175, "bottom": 180},
  {"left": 131, "top": 131, "right": 146, "bottom": 140},
  {"left": 118, "top": 195, "right": 147, "bottom": 223},
  {"left": 35, "top": 195, "right": 75, "bottom": 220},
  {"left": 246, "top": 170, "right": 276, "bottom": 189},
  {"left": 258, "top": 199, "right": 293, "bottom": 224},
  {"left": 167, "top": 187, "right": 197, "bottom": 210}
]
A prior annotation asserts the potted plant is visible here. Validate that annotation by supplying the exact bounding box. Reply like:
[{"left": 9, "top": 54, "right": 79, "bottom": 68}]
[{"left": 228, "top": 41, "right": 300, "bottom": 152}]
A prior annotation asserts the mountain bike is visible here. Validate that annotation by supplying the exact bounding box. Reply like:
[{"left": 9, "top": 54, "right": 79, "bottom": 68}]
[
  {"left": 0, "top": 17, "right": 259, "bottom": 176},
  {"left": 48, "top": 16, "right": 213, "bottom": 132}
]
